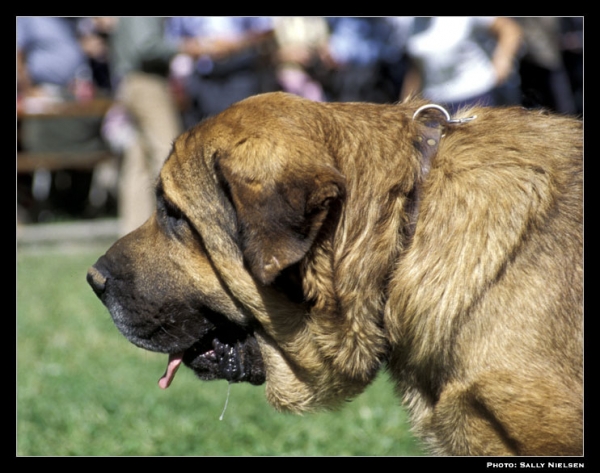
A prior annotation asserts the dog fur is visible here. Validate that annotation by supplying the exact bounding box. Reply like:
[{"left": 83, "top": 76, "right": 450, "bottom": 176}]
[{"left": 88, "top": 92, "right": 583, "bottom": 455}]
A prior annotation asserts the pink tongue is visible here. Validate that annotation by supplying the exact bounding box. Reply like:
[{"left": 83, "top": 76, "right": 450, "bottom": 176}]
[{"left": 158, "top": 352, "right": 184, "bottom": 389}]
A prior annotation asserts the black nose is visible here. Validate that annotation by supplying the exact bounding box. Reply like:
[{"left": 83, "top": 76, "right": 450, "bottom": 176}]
[{"left": 87, "top": 257, "right": 110, "bottom": 299}]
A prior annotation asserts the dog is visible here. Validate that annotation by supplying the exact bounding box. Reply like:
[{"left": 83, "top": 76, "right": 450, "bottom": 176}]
[{"left": 87, "top": 92, "right": 583, "bottom": 456}]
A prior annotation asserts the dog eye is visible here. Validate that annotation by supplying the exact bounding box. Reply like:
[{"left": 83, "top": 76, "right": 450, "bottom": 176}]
[
  {"left": 166, "top": 204, "right": 185, "bottom": 229},
  {"left": 158, "top": 195, "right": 188, "bottom": 234},
  {"left": 167, "top": 204, "right": 189, "bottom": 233}
]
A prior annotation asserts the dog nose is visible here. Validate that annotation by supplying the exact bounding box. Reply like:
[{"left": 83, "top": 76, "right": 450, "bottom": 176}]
[{"left": 87, "top": 258, "right": 109, "bottom": 298}]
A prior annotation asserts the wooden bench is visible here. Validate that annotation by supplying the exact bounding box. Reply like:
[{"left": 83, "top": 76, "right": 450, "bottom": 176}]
[
  {"left": 17, "top": 97, "right": 117, "bottom": 173},
  {"left": 17, "top": 150, "right": 117, "bottom": 173}
]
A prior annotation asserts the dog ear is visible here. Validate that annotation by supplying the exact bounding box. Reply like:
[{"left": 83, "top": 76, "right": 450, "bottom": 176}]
[{"left": 217, "top": 161, "right": 345, "bottom": 285}]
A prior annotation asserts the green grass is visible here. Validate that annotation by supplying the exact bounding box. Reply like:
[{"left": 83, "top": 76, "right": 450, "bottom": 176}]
[{"left": 17, "top": 247, "right": 425, "bottom": 456}]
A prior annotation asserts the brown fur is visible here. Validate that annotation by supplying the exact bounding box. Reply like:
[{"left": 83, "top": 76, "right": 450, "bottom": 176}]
[{"left": 88, "top": 92, "right": 582, "bottom": 455}]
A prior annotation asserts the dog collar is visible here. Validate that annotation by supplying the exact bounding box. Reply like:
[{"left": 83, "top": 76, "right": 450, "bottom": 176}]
[
  {"left": 412, "top": 104, "right": 477, "bottom": 173},
  {"left": 406, "top": 104, "right": 477, "bottom": 239}
]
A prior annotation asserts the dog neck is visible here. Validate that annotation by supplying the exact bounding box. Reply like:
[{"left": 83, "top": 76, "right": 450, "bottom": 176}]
[{"left": 405, "top": 105, "right": 477, "bottom": 240}]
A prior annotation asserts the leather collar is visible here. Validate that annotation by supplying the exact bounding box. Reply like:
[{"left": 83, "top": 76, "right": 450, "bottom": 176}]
[{"left": 405, "top": 104, "right": 477, "bottom": 239}]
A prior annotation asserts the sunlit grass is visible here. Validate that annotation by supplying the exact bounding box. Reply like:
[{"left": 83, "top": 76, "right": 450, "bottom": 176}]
[{"left": 17, "top": 248, "right": 424, "bottom": 456}]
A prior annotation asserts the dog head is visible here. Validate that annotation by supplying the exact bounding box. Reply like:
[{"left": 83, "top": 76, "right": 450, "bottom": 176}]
[{"left": 87, "top": 92, "right": 428, "bottom": 411}]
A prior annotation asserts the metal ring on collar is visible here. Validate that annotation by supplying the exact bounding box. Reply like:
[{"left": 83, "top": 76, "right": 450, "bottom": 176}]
[
  {"left": 413, "top": 104, "right": 477, "bottom": 124},
  {"left": 413, "top": 104, "right": 451, "bottom": 121}
]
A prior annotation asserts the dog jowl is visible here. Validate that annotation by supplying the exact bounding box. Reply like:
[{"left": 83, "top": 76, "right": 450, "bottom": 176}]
[{"left": 86, "top": 202, "right": 266, "bottom": 388}]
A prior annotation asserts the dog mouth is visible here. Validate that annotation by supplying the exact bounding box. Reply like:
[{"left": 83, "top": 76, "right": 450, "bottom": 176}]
[
  {"left": 87, "top": 261, "right": 266, "bottom": 389},
  {"left": 159, "top": 329, "right": 266, "bottom": 389}
]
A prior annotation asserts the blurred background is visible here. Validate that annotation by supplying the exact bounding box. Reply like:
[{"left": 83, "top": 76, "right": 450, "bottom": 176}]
[{"left": 16, "top": 16, "right": 583, "bottom": 456}]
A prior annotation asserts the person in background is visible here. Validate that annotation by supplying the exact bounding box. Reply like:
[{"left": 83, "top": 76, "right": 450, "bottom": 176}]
[
  {"left": 17, "top": 17, "right": 88, "bottom": 101},
  {"left": 107, "top": 17, "right": 205, "bottom": 235},
  {"left": 326, "top": 17, "right": 404, "bottom": 103},
  {"left": 272, "top": 17, "right": 330, "bottom": 102},
  {"left": 165, "top": 17, "right": 275, "bottom": 129},
  {"left": 77, "top": 17, "right": 115, "bottom": 95},
  {"left": 515, "top": 17, "right": 576, "bottom": 114},
  {"left": 400, "top": 17, "right": 522, "bottom": 113},
  {"left": 559, "top": 17, "right": 583, "bottom": 116},
  {"left": 17, "top": 16, "right": 100, "bottom": 151},
  {"left": 17, "top": 17, "right": 107, "bottom": 222}
]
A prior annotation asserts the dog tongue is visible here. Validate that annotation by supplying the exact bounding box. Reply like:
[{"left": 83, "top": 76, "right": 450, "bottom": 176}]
[{"left": 158, "top": 352, "right": 184, "bottom": 389}]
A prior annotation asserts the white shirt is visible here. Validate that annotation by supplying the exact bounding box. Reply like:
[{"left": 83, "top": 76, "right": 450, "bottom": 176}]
[{"left": 406, "top": 17, "right": 497, "bottom": 102}]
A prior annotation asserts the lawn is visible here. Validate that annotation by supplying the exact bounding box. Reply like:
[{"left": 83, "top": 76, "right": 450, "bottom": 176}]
[{"left": 17, "top": 247, "right": 425, "bottom": 456}]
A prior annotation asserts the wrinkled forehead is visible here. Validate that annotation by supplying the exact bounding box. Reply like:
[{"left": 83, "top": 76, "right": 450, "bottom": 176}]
[
  {"left": 157, "top": 93, "right": 323, "bottom": 202},
  {"left": 158, "top": 127, "right": 218, "bottom": 197},
  {"left": 158, "top": 129, "right": 240, "bottom": 242}
]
